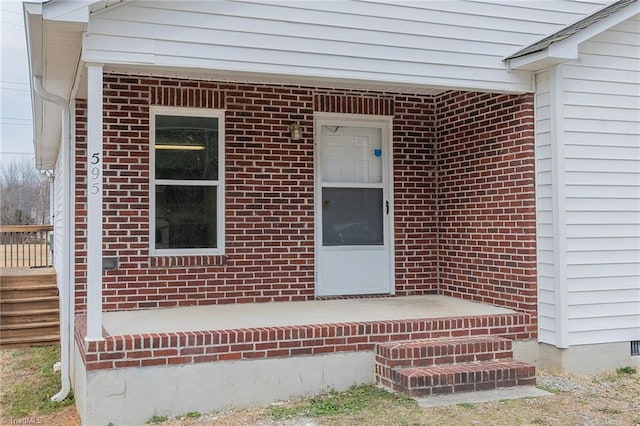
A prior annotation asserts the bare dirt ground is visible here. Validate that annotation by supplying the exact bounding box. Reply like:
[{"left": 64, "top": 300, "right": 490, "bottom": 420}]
[
  {"left": 160, "top": 369, "right": 640, "bottom": 426},
  {"left": 2, "top": 345, "right": 638, "bottom": 426},
  {"left": 12, "top": 368, "right": 638, "bottom": 426},
  {"left": 30, "top": 406, "right": 79, "bottom": 426}
]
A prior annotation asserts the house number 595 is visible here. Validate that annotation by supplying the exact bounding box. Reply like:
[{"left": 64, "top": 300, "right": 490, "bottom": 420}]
[{"left": 90, "top": 152, "right": 101, "bottom": 194}]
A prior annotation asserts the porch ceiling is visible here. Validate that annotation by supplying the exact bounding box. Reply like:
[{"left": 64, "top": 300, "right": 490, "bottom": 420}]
[{"left": 102, "top": 295, "right": 514, "bottom": 336}]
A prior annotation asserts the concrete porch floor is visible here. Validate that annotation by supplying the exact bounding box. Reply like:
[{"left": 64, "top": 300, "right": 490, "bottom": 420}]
[{"left": 102, "top": 295, "right": 514, "bottom": 336}]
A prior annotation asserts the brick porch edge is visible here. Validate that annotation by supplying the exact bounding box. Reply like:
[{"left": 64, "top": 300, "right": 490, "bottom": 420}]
[{"left": 74, "top": 312, "right": 534, "bottom": 371}]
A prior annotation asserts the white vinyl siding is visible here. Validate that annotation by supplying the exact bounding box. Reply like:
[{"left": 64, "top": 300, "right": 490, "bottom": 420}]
[
  {"left": 561, "top": 18, "right": 640, "bottom": 346},
  {"left": 53, "top": 106, "right": 73, "bottom": 319},
  {"left": 82, "top": 0, "right": 607, "bottom": 94},
  {"left": 535, "top": 70, "right": 557, "bottom": 344}
]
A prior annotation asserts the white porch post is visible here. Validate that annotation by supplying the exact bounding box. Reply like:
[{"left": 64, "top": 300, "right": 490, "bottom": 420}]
[
  {"left": 86, "top": 64, "right": 104, "bottom": 341},
  {"left": 550, "top": 64, "right": 569, "bottom": 349}
]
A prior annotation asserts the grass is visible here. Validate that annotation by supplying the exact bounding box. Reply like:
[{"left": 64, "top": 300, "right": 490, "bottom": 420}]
[
  {"left": 175, "top": 411, "right": 201, "bottom": 420},
  {"left": 146, "top": 414, "right": 169, "bottom": 424},
  {"left": 456, "top": 402, "right": 475, "bottom": 409},
  {"left": 597, "top": 407, "right": 622, "bottom": 415},
  {"left": 0, "top": 345, "right": 74, "bottom": 417},
  {"left": 535, "top": 383, "right": 560, "bottom": 394},
  {"left": 596, "top": 366, "right": 638, "bottom": 383},
  {"left": 616, "top": 366, "right": 636, "bottom": 375},
  {"left": 268, "top": 384, "right": 417, "bottom": 420}
]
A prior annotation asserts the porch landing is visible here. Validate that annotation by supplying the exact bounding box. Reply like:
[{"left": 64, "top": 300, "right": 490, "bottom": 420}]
[
  {"left": 73, "top": 296, "right": 536, "bottom": 425},
  {"left": 74, "top": 294, "right": 536, "bottom": 374},
  {"left": 102, "top": 295, "right": 514, "bottom": 336}
]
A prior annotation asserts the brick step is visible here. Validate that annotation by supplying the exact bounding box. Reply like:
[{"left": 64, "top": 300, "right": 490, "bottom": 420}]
[
  {"left": 0, "top": 334, "right": 60, "bottom": 349},
  {"left": 0, "top": 320, "right": 60, "bottom": 339},
  {"left": 377, "top": 336, "right": 513, "bottom": 368},
  {"left": 390, "top": 359, "right": 536, "bottom": 397}
]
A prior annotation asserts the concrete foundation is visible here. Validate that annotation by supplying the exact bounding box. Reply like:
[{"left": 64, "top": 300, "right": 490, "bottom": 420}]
[
  {"left": 511, "top": 339, "right": 539, "bottom": 365},
  {"left": 538, "top": 342, "right": 640, "bottom": 374},
  {"left": 74, "top": 348, "right": 374, "bottom": 426},
  {"left": 72, "top": 343, "right": 87, "bottom": 423}
]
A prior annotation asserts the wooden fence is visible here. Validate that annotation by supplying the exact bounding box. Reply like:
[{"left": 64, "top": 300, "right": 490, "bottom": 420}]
[{"left": 0, "top": 225, "right": 53, "bottom": 268}]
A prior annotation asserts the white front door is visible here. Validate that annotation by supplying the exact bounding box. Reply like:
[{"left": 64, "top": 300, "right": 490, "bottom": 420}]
[{"left": 315, "top": 116, "right": 394, "bottom": 296}]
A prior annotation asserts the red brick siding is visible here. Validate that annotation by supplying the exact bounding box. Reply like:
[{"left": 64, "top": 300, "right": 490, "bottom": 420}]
[
  {"left": 74, "top": 75, "right": 536, "bottom": 317},
  {"left": 73, "top": 75, "right": 440, "bottom": 312},
  {"left": 74, "top": 100, "right": 88, "bottom": 313},
  {"left": 435, "top": 92, "right": 537, "bottom": 316},
  {"left": 314, "top": 93, "right": 394, "bottom": 115},
  {"left": 393, "top": 95, "right": 438, "bottom": 294},
  {"left": 224, "top": 82, "right": 315, "bottom": 304}
]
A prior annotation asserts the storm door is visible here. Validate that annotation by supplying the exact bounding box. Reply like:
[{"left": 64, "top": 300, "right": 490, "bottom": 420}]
[{"left": 315, "top": 117, "right": 393, "bottom": 296}]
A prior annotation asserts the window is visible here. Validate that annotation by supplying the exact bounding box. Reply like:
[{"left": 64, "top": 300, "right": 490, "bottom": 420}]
[{"left": 150, "top": 107, "right": 224, "bottom": 255}]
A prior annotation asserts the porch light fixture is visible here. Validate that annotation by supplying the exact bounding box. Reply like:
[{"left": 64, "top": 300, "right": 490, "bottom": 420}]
[
  {"left": 289, "top": 122, "right": 302, "bottom": 140},
  {"left": 155, "top": 144, "right": 206, "bottom": 151}
]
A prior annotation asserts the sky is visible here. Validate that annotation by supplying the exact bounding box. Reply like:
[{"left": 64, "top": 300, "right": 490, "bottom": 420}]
[{"left": 0, "top": 0, "right": 35, "bottom": 169}]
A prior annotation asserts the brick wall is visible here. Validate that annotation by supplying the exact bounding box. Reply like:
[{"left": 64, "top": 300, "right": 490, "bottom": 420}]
[
  {"left": 74, "top": 74, "right": 535, "bottom": 316},
  {"left": 435, "top": 92, "right": 537, "bottom": 315},
  {"left": 392, "top": 95, "right": 438, "bottom": 294},
  {"left": 74, "top": 99, "right": 87, "bottom": 312},
  {"left": 74, "top": 75, "right": 439, "bottom": 312}
]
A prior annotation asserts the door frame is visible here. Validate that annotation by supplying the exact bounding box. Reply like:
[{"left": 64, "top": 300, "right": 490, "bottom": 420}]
[{"left": 313, "top": 112, "right": 395, "bottom": 296}]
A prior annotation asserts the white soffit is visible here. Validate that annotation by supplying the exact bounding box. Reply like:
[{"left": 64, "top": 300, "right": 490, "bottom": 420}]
[
  {"left": 100, "top": 64, "right": 509, "bottom": 97},
  {"left": 25, "top": 0, "right": 86, "bottom": 169}
]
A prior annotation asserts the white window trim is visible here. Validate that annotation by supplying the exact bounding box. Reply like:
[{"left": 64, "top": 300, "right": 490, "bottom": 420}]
[{"left": 149, "top": 106, "right": 225, "bottom": 256}]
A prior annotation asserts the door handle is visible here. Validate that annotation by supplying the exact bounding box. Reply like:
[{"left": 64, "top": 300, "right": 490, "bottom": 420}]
[{"left": 386, "top": 200, "right": 389, "bottom": 215}]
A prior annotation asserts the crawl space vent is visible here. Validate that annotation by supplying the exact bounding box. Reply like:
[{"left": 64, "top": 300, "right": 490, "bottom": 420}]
[{"left": 631, "top": 341, "right": 640, "bottom": 356}]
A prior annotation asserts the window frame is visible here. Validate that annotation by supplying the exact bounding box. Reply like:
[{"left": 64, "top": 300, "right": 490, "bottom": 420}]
[{"left": 149, "top": 106, "right": 225, "bottom": 256}]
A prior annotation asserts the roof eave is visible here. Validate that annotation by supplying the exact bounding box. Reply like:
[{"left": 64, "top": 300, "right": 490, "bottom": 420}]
[
  {"left": 23, "top": 2, "right": 50, "bottom": 170},
  {"left": 42, "top": 0, "right": 91, "bottom": 22},
  {"left": 505, "top": 45, "right": 579, "bottom": 72},
  {"left": 24, "top": 1, "right": 89, "bottom": 170},
  {"left": 505, "top": 0, "right": 639, "bottom": 71}
]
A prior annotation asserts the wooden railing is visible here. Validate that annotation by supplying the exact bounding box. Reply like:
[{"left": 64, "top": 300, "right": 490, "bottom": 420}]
[{"left": 0, "top": 225, "right": 53, "bottom": 268}]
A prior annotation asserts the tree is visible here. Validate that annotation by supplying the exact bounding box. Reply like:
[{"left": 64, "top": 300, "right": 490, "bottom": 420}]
[{"left": 0, "top": 158, "right": 50, "bottom": 225}]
